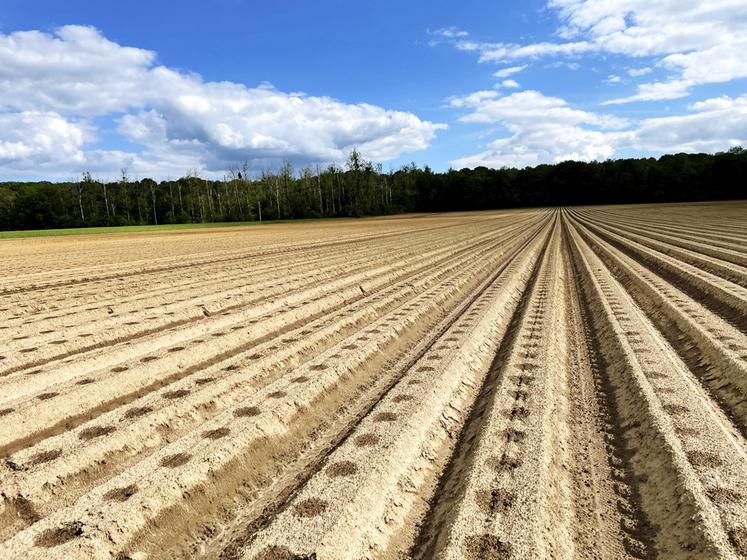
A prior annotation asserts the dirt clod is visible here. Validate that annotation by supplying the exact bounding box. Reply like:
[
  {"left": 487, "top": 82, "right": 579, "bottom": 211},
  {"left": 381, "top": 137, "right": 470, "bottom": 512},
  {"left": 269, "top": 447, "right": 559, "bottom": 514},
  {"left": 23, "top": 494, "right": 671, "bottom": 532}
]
[
  {"left": 293, "top": 498, "right": 328, "bottom": 518},
  {"left": 326, "top": 461, "right": 358, "bottom": 477},
  {"left": 35, "top": 521, "right": 84, "bottom": 548},
  {"left": 160, "top": 453, "right": 191, "bottom": 468}
]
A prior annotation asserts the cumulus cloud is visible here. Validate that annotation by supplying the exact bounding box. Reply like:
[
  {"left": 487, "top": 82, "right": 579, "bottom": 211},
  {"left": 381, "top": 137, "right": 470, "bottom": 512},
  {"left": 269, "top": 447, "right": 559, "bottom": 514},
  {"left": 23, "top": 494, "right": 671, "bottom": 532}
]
[
  {"left": 452, "top": 127, "right": 621, "bottom": 169},
  {"left": 546, "top": 0, "right": 747, "bottom": 58},
  {"left": 0, "top": 26, "right": 155, "bottom": 115},
  {"left": 450, "top": 90, "right": 747, "bottom": 169},
  {"left": 603, "top": 80, "right": 692, "bottom": 104},
  {"left": 567, "top": 1, "right": 747, "bottom": 99},
  {"left": 443, "top": 3, "right": 747, "bottom": 168},
  {"left": 447, "top": 1, "right": 747, "bottom": 101},
  {"left": 0, "top": 112, "right": 86, "bottom": 166},
  {"left": 633, "top": 94, "right": 747, "bottom": 152},
  {"left": 452, "top": 90, "right": 628, "bottom": 129},
  {"left": 501, "top": 79, "right": 521, "bottom": 89},
  {"left": 115, "top": 81, "right": 445, "bottom": 166},
  {"left": 447, "top": 90, "right": 500, "bottom": 109},
  {"left": 493, "top": 65, "right": 527, "bottom": 78},
  {"left": 0, "top": 26, "right": 445, "bottom": 178},
  {"left": 450, "top": 90, "right": 630, "bottom": 168}
]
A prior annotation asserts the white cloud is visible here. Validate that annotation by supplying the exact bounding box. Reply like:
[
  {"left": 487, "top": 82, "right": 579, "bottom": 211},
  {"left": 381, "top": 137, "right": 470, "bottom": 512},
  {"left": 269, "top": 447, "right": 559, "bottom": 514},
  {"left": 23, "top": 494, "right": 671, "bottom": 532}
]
[
  {"left": 450, "top": 1, "right": 747, "bottom": 101},
  {"left": 448, "top": 90, "right": 500, "bottom": 109},
  {"left": 633, "top": 94, "right": 747, "bottom": 152},
  {"left": 501, "top": 79, "right": 521, "bottom": 89},
  {"left": 493, "top": 65, "right": 527, "bottom": 78},
  {"left": 0, "top": 26, "right": 445, "bottom": 178},
  {"left": 453, "top": 90, "right": 628, "bottom": 129},
  {"left": 545, "top": 61, "right": 581, "bottom": 71},
  {"left": 0, "top": 112, "right": 86, "bottom": 166},
  {"left": 453, "top": 40, "right": 482, "bottom": 53},
  {"left": 452, "top": 127, "right": 621, "bottom": 169},
  {"left": 627, "top": 67, "right": 652, "bottom": 77},
  {"left": 450, "top": 90, "right": 630, "bottom": 168},
  {"left": 546, "top": 0, "right": 747, "bottom": 57},
  {"left": 116, "top": 82, "right": 446, "bottom": 165},
  {"left": 445, "top": 4, "right": 747, "bottom": 167},
  {"left": 474, "top": 40, "right": 594, "bottom": 62},
  {"left": 559, "top": 1, "right": 747, "bottom": 98},
  {"left": 0, "top": 26, "right": 155, "bottom": 115},
  {"left": 603, "top": 79, "right": 692, "bottom": 104},
  {"left": 432, "top": 27, "right": 469, "bottom": 38},
  {"left": 451, "top": 89, "right": 747, "bottom": 169}
]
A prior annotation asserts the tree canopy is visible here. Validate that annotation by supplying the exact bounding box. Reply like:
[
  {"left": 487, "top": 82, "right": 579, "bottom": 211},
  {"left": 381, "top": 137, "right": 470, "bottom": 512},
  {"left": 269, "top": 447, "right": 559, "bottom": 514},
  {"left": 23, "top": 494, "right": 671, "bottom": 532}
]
[{"left": 1, "top": 148, "right": 745, "bottom": 231}]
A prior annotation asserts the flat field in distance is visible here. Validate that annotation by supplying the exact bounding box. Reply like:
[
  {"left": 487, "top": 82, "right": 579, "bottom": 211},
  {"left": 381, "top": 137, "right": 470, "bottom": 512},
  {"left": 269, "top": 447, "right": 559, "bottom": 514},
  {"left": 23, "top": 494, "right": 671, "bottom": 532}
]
[{"left": 1, "top": 202, "right": 746, "bottom": 560}]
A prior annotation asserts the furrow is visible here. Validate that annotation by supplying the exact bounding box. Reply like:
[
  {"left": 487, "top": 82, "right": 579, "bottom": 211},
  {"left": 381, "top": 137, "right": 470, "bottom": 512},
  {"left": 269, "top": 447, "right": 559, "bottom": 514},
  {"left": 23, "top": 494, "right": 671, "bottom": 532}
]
[
  {"left": 1, "top": 221, "right": 515, "bottom": 373},
  {"left": 0, "top": 219, "right": 545, "bottom": 457},
  {"left": 570, "top": 211, "right": 747, "bottom": 328},
  {"left": 0, "top": 214, "right": 514, "bottom": 294},
  {"left": 569, "top": 214, "right": 747, "bottom": 432},
  {"left": 562, "top": 217, "right": 655, "bottom": 560},
  {"left": 0, "top": 217, "right": 551, "bottom": 559},
  {"left": 574, "top": 210, "right": 747, "bottom": 269},
  {"left": 567, "top": 218, "right": 747, "bottom": 559},
  {"left": 411, "top": 217, "right": 582, "bottom": 560},
  {"left": 235, "top": 215, "right": 554, "bottom": 560},
  {"left": 0, "top": 217, "right": 544, "bottom": 537},
  {"left": 573, "top": 210, "right": 747, "bottom": 286}
]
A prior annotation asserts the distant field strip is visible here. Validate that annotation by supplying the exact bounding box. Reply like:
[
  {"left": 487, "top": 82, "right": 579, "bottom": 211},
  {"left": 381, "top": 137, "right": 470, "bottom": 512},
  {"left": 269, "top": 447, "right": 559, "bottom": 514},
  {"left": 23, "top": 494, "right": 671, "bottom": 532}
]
[
  {"left": 0, "top": 218, "right": 361, "bottom": 239},
  {"left": 0, "top": 204, "right": 745, "bottom": 560}
]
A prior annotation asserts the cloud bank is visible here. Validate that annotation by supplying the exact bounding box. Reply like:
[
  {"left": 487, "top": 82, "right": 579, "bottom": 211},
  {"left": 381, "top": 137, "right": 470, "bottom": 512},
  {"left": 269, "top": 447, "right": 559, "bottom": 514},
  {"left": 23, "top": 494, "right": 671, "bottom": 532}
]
[
  {"left": 439, "top": 1, "right": 747, "bottom": 168},
  {"left": 0, "top": 26, "right": 445, "bottom": 178},
  {"left": 448, "top": 0, "right": 747, "bottom": 103},
  {"left": 449, "top": 90, "right": 747, "bottom": 169}
]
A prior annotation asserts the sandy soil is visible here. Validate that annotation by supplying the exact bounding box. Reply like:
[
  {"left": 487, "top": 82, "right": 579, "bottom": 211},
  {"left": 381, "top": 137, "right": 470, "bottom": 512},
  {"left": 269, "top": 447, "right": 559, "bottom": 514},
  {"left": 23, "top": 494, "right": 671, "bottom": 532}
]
[{"left": 0, "top": 204, "right": 745, "bottom": 560}]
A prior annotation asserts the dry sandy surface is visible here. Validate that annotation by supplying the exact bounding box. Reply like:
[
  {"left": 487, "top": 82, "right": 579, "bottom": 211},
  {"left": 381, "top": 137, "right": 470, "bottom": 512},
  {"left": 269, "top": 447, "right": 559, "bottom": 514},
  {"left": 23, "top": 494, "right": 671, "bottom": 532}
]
[{"left": 0, "top": 204, "right": 746, "bottom": 560}]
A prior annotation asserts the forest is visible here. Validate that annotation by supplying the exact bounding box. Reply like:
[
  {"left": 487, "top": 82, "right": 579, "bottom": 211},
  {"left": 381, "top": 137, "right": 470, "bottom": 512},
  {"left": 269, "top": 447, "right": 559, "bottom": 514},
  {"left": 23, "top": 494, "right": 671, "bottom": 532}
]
[{"left": 1, "top": 147, "right": 745, "bottom": 231}]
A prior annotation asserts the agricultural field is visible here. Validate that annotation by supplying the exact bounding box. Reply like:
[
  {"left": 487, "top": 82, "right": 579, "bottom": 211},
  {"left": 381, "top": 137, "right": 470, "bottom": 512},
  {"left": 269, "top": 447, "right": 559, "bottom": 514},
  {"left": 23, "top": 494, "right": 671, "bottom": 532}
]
[{"left": 0, "top": 202, "right": 746, "bottom": 560}]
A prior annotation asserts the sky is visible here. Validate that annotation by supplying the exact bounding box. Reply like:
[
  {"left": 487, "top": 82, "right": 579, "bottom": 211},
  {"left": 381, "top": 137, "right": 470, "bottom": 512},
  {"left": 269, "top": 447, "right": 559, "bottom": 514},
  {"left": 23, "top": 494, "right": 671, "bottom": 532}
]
[{"left": 1, "top": 0, "right": 747, "bottom": 180}]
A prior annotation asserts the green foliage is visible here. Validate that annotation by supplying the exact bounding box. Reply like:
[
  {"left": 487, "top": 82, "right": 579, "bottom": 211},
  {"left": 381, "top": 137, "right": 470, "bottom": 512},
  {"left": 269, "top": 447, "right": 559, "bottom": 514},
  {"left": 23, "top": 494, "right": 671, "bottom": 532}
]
[{"left": 1, "top": 149, "right": 746, "bottom": 232}]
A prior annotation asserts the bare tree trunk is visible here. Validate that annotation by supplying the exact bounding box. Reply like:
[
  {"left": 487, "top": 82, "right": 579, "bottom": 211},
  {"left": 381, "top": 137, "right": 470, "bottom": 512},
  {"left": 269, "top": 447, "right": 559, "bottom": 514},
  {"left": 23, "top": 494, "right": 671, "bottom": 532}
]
[
  {"left": 338, "top": 172, "right": 344, "bottom": 212},
  {"left": 316, "top": 165, "right": 323, "bottom": 215},
  {"left": 77, "top": 183, "right": 85, "bottom": 221},
  {"left": 275, "top": 178, "right": 281, "bottom": 218},
  {"left": 205, "top": 179, "right": 214, "bottom": 217},
  {"left": 102, "top": 183, "right": 110, "bottom": 217},
  {"left": 169, "top": 182, "right": 175, "bottom": 216},
  {"left": 121, "top": 168, "right": 130, "bottom": 222},
  {"left": 235, "top": 182, "right": 243, "bottom": 218},
  {"left": 330, "top": 173, "right": 336, "bottom": 215},
  {"left": 150, "top": 184, "right": 158, "bottom": 224},
  {"left": 239, "top": 161, "right": 249, "bottom": 219}
]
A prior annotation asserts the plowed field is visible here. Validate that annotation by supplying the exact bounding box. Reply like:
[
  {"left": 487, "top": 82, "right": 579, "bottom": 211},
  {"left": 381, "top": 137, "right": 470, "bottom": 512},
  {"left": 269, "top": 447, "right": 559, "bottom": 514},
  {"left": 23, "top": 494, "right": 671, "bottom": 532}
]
[{"left": 1, "top": 203, "right": 746, "bottom": 560}]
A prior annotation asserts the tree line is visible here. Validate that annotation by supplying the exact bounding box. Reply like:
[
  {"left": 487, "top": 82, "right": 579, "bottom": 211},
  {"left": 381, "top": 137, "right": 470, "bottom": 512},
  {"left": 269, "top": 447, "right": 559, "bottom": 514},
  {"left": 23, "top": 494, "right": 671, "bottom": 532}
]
[{"left": 1, "top": 147, "right": 745, "bottom": 231}]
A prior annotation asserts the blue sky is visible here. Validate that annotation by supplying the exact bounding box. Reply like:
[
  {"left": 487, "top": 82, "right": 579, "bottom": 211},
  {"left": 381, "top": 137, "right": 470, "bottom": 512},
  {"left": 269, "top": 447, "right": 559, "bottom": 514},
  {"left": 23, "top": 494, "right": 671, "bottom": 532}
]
[{"left": 1, "top": 0, "right": 746, "bottom": 179}]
